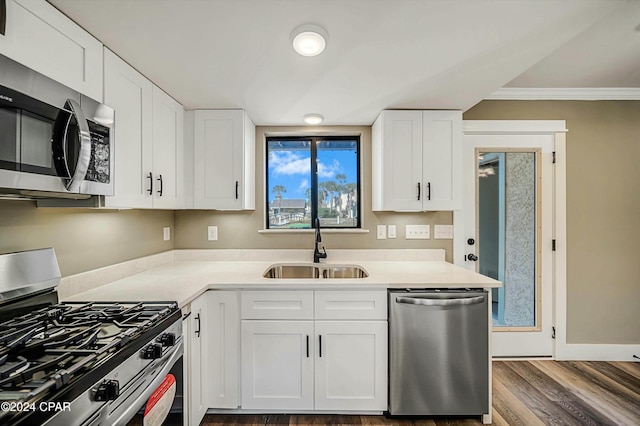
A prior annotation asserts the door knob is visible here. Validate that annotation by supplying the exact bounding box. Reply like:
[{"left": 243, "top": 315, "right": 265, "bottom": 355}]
[{"left": 467, "top": 254, "right": 478, "bottom": 262}]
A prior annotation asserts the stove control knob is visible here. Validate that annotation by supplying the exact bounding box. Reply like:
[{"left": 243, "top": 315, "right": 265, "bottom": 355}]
[
  {"left": 142, "top": 343, "right": 163, "bottom": 359},
  {"left": 159, "top": 332, "right": 176, "bottom": 347},
  {"left": 95, "top": 379, "right": 120, "bottom": 401}
]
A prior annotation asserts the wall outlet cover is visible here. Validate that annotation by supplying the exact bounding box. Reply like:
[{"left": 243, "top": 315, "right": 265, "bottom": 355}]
[
  {"left": 406, "top": 224, "right": 430, "bottom": 239},
  {"left": 434, "top": 225, "right": 454, "bottom": 239},
  {"left": 163, "top": 227, "right": 171, "bottom": 241},
  {"left": 208, "top": 226, "right": 218, "bottom": 241},
  {"left": 376, "top": 224, "right": 387, "bottom": 240}
]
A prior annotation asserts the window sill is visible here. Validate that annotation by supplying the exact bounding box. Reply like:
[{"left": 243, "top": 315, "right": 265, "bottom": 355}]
[{"left": 258, "top": 229, "right": 370, "bottom": 234}]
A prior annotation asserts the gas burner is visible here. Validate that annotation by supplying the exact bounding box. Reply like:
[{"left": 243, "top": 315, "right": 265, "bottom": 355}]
[{"left": 0, "top": 300, "right": 181, "bottom": 426}]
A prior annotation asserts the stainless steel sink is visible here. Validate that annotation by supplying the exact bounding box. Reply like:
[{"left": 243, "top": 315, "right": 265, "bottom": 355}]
[
  {"left": 263, "top": 264, "right": 320, "bottom": 279},
  {"left": 322, "top": 266, "right": 369, "bottom": 279},
  {"left": 263, "top": 264, "right": 368, "bottom": 279}
]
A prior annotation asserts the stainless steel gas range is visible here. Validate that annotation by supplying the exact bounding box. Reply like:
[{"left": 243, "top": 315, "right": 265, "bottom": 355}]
[{"left": 0, "top": 248, "right": 184, "bottom": 426}]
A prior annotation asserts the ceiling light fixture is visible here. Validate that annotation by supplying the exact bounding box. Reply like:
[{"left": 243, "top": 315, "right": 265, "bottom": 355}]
[
  {"left": 290, "top": 24, "right": 328, "bottom": 57},
  {"left": 303, "top": 113, "right": 324, "bottom": 125}
]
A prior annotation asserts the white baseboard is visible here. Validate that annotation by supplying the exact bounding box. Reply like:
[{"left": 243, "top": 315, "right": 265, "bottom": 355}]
[{"left": 556, "top": 343, "right": 640, "bottom": 361}]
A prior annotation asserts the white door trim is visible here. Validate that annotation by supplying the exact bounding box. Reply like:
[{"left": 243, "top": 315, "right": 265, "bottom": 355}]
[{"left": 455, "top": 120, "right": 567, "bottom": 358}]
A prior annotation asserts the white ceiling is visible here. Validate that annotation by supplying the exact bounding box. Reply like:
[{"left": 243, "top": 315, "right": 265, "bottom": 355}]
[{"left": 50, "top": 0, "right": 640, "bottom": 125}]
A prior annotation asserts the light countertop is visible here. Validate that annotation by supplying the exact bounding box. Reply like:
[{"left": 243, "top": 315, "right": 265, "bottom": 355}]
[{"left": 61, "top": 250, "right": 501, "bottom": 309}]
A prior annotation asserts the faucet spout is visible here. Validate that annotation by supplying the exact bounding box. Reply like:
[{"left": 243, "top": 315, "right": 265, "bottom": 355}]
[{"left": 313, "top": 218, "right": 327, "bottom": 263}]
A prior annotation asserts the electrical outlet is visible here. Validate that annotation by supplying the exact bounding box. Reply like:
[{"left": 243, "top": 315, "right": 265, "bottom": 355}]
[
  {"left": 434, "top": 225, "right": 454, "bottom": 239},
  {"left": 388, "top": 225, "right": 396, "bottom": 239},
  {"left": 376, "top": 225, "right": 387, "bottom": 240},
  {"left": 406, "top": 224, "right": 430, "bottom": 239},
  {"left": 163, "top": 227, "right": 170, "bottom": 241},
  {"left": 207, "top": 226, "right": 218, "bottom": 241}
]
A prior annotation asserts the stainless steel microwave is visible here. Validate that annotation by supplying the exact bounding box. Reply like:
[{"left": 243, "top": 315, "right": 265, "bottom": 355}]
[{"left": 0, "top": 54, "right": 114, "bottom": 199}]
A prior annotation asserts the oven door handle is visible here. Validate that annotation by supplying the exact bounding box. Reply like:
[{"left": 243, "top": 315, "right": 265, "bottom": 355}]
[
  {"left": 61, "top": 99, "right": 92, "bottom": 193},
  {"left": 109, "top": 340, "right": 183, "bottom": 426}
]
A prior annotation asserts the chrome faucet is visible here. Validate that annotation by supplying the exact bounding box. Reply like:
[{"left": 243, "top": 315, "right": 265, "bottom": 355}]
[{"left": 313, "top": 218, "right": 327, "bottom": 263}]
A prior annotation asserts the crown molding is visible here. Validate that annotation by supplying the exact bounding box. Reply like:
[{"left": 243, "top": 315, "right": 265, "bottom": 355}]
[{"left": 485, "top": 87, "right": 640, "bottom": 101}]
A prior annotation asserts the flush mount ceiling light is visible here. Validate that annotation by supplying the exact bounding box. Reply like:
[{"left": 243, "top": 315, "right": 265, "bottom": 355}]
[
  {"left": 290, "top": 24, "right": 328, "bottom": 57},
  {"left": 303, "top": 113, "right": 324, "bottom": 125}
]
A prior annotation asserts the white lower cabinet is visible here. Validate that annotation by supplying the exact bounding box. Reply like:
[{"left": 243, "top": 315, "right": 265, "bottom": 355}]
[
  {"left": 207, "top": 291, "right": 240, "bottom": 409},
  {"left": 241, "top": 321, "right": 315, "bottom": 410},
  {"left": 187, "top": 291, "right": 240, "bottom": 424},
  {"left": 187, "top": 292, "right": 208, "bottom": 426},
  {"left": 314, "top": 321, "right": 387, "bottom": 411},
  {"left": 240, "top": 290, "right": 388, "bottom": 412}
]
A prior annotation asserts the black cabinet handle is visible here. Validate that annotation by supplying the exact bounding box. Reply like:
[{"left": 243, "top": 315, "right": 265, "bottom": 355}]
[
  {"left": 157, "top": 174, "right": 163, "bottom": 196},
  {"left": 417, "top": 182, "right": 421, "bottom": 201},
  {"left": 306, "top": 335, "right": 309, "bottom": 358},
  {"left": 319, "top": 335, "right": 322, "bottom": 358},
  {"left": 235, "top": 180, "right": 239, "bottom": 199},
  {"left": 194, "top": 313, "right": 201, "bottom": 337},
  {"left": 427, "top": 182, "right": 431, "bottom": 200},
  {"left": 1, "top": 0, "right": 6, "bottom": 36},
  {"left": 147, "top": 172, "right": 153, "bottom": 195}
]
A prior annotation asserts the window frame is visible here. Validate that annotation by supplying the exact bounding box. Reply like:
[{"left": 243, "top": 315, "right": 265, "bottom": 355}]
[{"left": 265, "top": 135, "right": 362, "bottom": 230}]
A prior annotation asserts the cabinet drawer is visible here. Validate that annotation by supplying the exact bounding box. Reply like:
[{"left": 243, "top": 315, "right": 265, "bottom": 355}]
[
  {"left": 241, "top": 291, "right": 314, "bottom": 319},
  {"left": 314, "top": 291, "right": 387, "bottom": 320}
]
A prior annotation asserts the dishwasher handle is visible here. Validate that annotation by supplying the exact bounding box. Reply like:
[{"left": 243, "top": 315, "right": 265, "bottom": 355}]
[{"left": 395, "top": 295, "right": 485, "bottom": 307}]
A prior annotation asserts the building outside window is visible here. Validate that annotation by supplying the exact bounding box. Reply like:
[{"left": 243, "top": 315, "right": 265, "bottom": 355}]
[{"left": 266, "top": 136, "right": 360, "bottom": 229}]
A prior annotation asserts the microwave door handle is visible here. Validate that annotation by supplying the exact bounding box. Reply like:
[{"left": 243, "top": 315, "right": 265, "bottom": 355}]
[{"left": 63, "top": 99, "right": 92, "bottom": 192}]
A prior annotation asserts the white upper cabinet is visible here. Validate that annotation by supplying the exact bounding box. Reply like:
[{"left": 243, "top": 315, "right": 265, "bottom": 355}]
[
  {"left": 422, "top": 110, "right": 462, "bottom": 210},
  {"left": 372, "top": 110, "right": 462, "bottom": 211},
  {"left": 151, "top": 85, "right": 184, "bottom": 209},
  {"left": 0, "top": 0, "right": 103, "bottom": 101},
  {"left": 192, "top": 110, "right": 255, "bottom": 210},
  {"left": 103, "top": 49, "right": 184, "bottom": 209},
  {"left": 103, "top": 49, "right": 153, "bottom": 208}
]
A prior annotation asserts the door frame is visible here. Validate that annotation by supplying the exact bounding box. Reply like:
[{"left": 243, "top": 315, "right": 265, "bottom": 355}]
[{"left": 453, "top": 120, "right": 567, "bottom": 359}]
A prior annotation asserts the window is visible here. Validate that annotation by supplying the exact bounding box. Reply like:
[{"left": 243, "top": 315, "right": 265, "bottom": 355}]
[{"left": 266, "top": 136, "right": 360, "bottom": 229}]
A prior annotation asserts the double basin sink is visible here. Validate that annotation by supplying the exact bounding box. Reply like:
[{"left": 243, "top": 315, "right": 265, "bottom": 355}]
[{"left": 263, "top": 263, "right": 369, "bottom": 279}]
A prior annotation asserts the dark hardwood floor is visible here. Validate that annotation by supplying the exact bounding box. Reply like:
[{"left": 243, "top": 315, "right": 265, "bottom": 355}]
[{"left": 200, "top": 361, "right": 640, "bottom": 426}]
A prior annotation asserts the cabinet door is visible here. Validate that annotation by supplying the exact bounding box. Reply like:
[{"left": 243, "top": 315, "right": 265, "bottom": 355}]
[
  {"left": 0, "top": 0, "right": 103, "bottom": 100},
  {"left": 152, "top": 86, "right": 184, "bottom": 209},
  {"left": 193, "top": 110, "right": 254, "bottom": 210},
  {"left": 207, "top": 291, "right": 239, "bottom": 409},
  {"left": 314, "top": 321, "right": 387, "bottom": 411},
  {"left": 422, "top": 110, "right": 462, "bottom": 210},
  {"left": 241, "top": 321, "right": 314, "bottom": 410},
  {"left": 372, "top": 110, "right": 423, "bottom": 211},
  {"left": 103, "top": 49, "right": 153, "bottom": 208},
  {"left": 188, "top": 293, "right": 208, "bottom": 426}
]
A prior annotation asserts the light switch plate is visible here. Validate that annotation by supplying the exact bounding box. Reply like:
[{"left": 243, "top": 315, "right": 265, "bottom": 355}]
[
  {"left": 376, "top": 225, "right": 387, "bottom": 240},
  {"left": 208, "top": 226, "right": 218, "bottom": 241},
  {"left": 406, "top": 224, "right": 430, "bottom": 239},
  {"left": 163, "top": 227, "right": 170, "bottom": 241},
  {"left": 388, "top": 225, "right": 397, "bottom": 239},
  {"left": 434, "top": 225, "right": 454, "bottom": 239}
]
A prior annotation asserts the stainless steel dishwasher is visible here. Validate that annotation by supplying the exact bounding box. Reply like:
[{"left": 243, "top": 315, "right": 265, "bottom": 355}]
[{"left": 388, "top": 289, "right": 489, "bottom": 416}]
